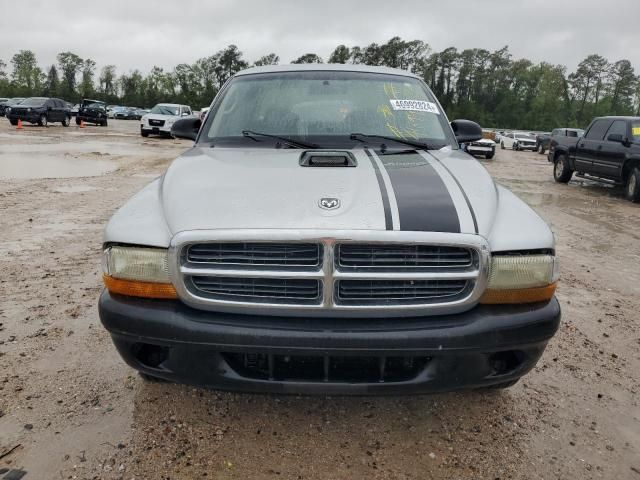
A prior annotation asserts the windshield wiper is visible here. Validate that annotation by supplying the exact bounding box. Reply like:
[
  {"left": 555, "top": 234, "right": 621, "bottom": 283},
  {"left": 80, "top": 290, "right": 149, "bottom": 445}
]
[
  {"left": 241, "top": 130, "right": 317, "bottom": 149},
  {"left": 350, "top": 132, "right": 431, "bottom": 150}
]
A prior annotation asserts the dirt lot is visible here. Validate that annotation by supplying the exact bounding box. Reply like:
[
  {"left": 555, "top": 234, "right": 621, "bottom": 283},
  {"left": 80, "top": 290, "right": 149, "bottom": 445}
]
[{"left": 0, "top": 119, "right": 638, "bottom": 480}]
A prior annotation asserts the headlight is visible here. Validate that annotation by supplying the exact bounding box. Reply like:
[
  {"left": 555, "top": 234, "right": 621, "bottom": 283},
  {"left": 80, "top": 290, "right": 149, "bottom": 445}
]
[
  {"left": 102, "top": 246, "right": 177, "bottom": 299},
  {"left": 480, "top": 254, "right": 558, "bottom": 304},
  {"left": 5, "top": 107, "right": 10, "bottom": 113},
  {"left": 165, "top": 118, "right": 175, "bottom": 125},
  {"left": 27, "top": 107, "right": 32, "bottom": 112}
]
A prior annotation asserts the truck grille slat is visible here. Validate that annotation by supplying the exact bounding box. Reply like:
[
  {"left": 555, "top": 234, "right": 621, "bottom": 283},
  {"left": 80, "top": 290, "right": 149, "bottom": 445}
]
[
  {"left": 338, "top": 244, "right": 473, "bottom": 269},
  {"left": 191, "top": 276, "right": 321, "bottom": 301},
  {"left": 337, "top": 280, "right": 468, "bottom": 303},
  {"left": 187, "top": 243, "right": 321, "bottom": 267}
]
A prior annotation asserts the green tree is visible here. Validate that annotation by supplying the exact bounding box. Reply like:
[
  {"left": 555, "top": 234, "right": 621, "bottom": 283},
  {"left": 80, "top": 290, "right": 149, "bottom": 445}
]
[
  {"left": 254, "top": 53, "right": 279, "bottom": 66},
  {"left": 44, "top": 65, "right": 59, "bottom": 97},
  {"left": 291, "top": 53, "right": 323, "bottom": 64},
  {"left": 80, "top": 59, "right": 96, "bottom": 98},
  {"left": 57, "top": 51, "right": 84, "bottom": 100},
  {"left": 99, "top": 65, "right": 117, "bottom": 98},
  {"left": 328, "top": 45, "right": 350, "bottom": 64},
  {"left": 11, "top": 50, "right": 42, "bottom": 94}
]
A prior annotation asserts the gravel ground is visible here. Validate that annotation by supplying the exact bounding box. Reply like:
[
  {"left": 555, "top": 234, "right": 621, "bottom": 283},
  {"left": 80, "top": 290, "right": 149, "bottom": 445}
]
[{"left": 0, "top": 120, "right": 638, "bottom": 479}]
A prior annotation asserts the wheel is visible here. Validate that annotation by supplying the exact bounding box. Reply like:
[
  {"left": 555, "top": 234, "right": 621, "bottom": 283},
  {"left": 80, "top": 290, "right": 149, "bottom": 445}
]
[
  {"left": 485, "top": 152, "right": 495, "bottom": 160},
  {"left": 484, "top": 379, "right": 519, "bottom": 390},
  {"left": 75, "top": 117, "right": 81, "bottom": 125},
  {"left": 553, "top": 154, "right": 573, "bottom": 183},
  {"left": 62, "top": 116, "right": 70, "bottom": 127},
  {"left": 9, "top": 119, "right": 18, "bottom": 126},
  {"left": 102, "top": 119, "right": 108, "bottom": 127},
  {"left": 513, "top": 143, "right": 519, "bottom": 151},
  {"left": 537, "top": 144, "right": 546, "bottom": 154},
  {"left": 500, "top": 142, "right": 505, "bottom": 150},
  {"left": 141, "top": 130, "right": 149, "bottom": 137},
  {"left": 625, "top": 167, "right": 640, "bottom": 203},
  {"left": 38, "top": 114, "right": 47, "bottom": 127},
  {"left": 139, "top": 372, "right": 169, "bottom": 383}
]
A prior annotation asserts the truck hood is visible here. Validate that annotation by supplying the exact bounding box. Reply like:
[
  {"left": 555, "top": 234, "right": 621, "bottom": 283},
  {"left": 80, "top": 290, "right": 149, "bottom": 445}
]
[
  {"left": 160, "top": 147, "right": 498, "bottom": 236},
  {"left": 144, "top": 113, "right": 179, "bottom": 121}
]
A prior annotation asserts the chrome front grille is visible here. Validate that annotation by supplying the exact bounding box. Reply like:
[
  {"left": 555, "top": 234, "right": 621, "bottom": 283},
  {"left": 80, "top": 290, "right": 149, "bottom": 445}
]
[
  {"left": 187, "top": 243, "right": 321, "bottom": 268},
  {"left": 171, "top": 230, "right": 490, "bottom": 318}
]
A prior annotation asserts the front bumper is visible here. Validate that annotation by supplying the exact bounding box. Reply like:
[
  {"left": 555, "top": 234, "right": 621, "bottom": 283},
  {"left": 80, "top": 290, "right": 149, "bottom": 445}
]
[
  {"left": 141, "top": 124, "right": 172, "bottom": 134},
  {"left": 7, "top": 112, "right": 40, "bottom": 123},
  {"left": 99, "top": 291, "right": 560, "bottom": 395}
]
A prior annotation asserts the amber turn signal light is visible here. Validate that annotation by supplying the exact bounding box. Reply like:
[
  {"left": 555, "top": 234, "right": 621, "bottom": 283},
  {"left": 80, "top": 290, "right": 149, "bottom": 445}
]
[
  {"left": 479, "top": 282, "right": 557, "bottom": 305},
  {"left": 103, "top": 274, "right": 178, "bottom": 299}
]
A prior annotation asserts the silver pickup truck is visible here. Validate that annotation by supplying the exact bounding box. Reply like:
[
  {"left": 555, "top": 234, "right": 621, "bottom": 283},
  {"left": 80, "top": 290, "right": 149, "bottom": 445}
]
[{"left": 99, "top": 64, "right": 560, "bottom": 394}]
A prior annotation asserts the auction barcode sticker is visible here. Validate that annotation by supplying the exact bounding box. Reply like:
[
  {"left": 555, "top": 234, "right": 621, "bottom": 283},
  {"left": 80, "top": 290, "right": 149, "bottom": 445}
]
[{"left": 389, "top": 99, "right": 440, "bottom": 114}]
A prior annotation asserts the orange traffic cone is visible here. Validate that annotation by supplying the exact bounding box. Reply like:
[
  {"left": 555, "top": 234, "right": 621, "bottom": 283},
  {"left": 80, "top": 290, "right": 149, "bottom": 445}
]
[
  {"left": 79, "top": 119, "right": 85, "bottom": 128},
  {"left": 16, "top": 118, "right": 23, "bottom": 130}
]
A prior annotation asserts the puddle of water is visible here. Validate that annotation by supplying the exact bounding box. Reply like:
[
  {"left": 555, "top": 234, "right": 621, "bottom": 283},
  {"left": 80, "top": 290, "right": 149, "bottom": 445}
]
[
  {"left": 54, "top": 185, "right": 98, "bottom": 193},
  {"left": 0, "top": 154, "right": 116, "bottom": 179}
]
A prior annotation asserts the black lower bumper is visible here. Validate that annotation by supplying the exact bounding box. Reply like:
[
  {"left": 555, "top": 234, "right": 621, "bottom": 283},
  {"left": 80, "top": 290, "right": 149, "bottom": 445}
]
[{"left": 99, "top": 292, "right": 560, "bottom": 395}]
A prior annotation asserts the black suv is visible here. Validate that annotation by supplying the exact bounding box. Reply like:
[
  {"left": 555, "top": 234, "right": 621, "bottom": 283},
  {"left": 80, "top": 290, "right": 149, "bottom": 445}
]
[
  {"left": 6, "top": 97, "right": 72, "bottom": 127},
  {"left": 77, "top": 99, "right": 108, "bottom": 126},
  {"left": 549, "top": 117, "right": 640, "bottom": 202}
]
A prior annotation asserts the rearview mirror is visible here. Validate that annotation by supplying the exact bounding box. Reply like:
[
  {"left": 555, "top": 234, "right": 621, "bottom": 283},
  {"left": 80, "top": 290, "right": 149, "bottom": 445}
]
[
  {"left": 171, "top": 117, "right": 201, "bottom": 141},
  {"left": 450, "top": 119, "right": 483, "bottom": 143}
]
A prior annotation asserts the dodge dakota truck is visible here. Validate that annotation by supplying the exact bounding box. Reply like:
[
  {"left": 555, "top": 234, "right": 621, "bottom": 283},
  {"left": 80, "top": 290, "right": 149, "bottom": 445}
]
[
  {"left": 548, "top": 116, "right": 640, "bottom": 202},
  {"left": 99, "top": 64, "right": 561, "bottom": 394}
]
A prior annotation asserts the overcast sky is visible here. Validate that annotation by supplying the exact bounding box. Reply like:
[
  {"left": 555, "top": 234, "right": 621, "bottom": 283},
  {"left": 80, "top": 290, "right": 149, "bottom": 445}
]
[{"left": 1, "top": 0, "right": 638, "bottom": 75}]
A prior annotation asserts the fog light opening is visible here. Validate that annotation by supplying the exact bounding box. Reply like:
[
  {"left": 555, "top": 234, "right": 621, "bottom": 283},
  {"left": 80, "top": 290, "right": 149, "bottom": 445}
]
[
  {"left": 133, "top": 343, "right": 169, "bottom": 369},
  {"left": 489, "top": 350, "right": 524, "bottom": 375}
]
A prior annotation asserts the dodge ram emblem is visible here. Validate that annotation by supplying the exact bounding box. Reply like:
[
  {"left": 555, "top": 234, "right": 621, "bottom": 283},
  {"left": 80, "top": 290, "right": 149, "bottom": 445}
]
[{"left": 319, "top": 197, "right": 341, "bottom": 210}]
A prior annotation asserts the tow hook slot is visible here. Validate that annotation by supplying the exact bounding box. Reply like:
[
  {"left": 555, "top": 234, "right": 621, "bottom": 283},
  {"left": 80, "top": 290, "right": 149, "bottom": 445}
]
[{"left": 299, "top": 150, "right": 357, "bottom": 167}]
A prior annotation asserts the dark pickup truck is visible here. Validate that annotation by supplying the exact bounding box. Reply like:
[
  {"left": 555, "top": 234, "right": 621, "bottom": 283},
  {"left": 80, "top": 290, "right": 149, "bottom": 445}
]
[{"left": 548, "top": 116, "right": 640, "bottom": 202}]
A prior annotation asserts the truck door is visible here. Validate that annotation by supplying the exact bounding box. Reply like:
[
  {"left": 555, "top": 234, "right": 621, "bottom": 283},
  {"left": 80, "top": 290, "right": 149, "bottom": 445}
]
[
  {"left": 594, "top": 120, "right": 628, "bottom": 179},
  {"left": 576, "top": 119, "right": 611, "bottom": 173}
]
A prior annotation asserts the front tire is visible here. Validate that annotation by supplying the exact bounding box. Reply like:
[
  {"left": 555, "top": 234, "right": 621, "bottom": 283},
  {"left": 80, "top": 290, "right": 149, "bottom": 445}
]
[
  {"left": 537, "top": 144, "right": 546, "bottom": 154},
  {"left": 625, "top": 167, "right": 640, "bottom": 203},
  {"left": 553, "top": 154, "right": 573, "bottom": 183},
  {"left": 75, "top": 117, "right": 81, "bottom": 125},
  {"left": 62, "top": 116, "right": 70, "bottom": 127},
  {"left": 501, "top": 142, "right": 505, "bottom": 150},
  {"left": 141, "top": 130, "right": 149, "bottom": 137},
  {"left": 485, "top": 151, "right": 495, "bottom": 160},
  {"left": 38, "top": 114, "right": 47, "bottom": 127},
  {"left": 9, "top": 119, "right": 18, "bottom": 126}
]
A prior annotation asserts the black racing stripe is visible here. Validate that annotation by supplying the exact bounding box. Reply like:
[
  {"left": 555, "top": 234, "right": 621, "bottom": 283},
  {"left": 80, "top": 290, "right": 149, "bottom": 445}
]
[
  {"left": 364, "top": 148, "right": 393, "bottom": 230},
  {"left": 376, "top": 150, "right": 460, "bottom": 233},
  {"left": 426, "top": 151, "right": 478, "bottom": 234}
]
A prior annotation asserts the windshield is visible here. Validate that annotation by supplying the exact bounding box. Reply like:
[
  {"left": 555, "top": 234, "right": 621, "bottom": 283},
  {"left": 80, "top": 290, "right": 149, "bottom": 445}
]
[
  {"left": 20, "top": 97, "right": 47, "bottom": 107},
  {"left": 151, "top": 104, "right": 180, "bottom": 116},
  {"left": 201, "top": 71, "right": 455, "bottom": 149}
]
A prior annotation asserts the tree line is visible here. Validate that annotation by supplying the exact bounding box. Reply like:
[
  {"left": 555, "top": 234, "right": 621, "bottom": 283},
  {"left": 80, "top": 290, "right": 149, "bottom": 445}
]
[{"left": 1, "top": 37, "right": 639, "bottom": 130}]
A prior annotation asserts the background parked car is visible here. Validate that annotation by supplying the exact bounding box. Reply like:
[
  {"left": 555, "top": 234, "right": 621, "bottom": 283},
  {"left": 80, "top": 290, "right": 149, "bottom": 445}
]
[
  {"left": 140, "top": 103, "right": 192, "bottom": 137},
  {"left": 546, "top": 128, "right": 585, "bottom": 160},
  {"left": 114, "top": 107, "right": 139, "bottom": 120},
  {"left": 6, "top": 97, "right": 72, "bottom": 127},
  {"left": 77, "top": 99, "right": 108, "bottom": 126},
  {"left": 0, "top": 97, "right": 25, "bottom": 117},
  {"left": 500, "top": 132, "right": 536, "bottom": 151},
  {"left": 109, "top": 106, "right": 127, "bottom": 119},
  {"left": 549, "top": 116, "right": 640, "bottom": 202},
  {"left": 465, "top": 138, "right": 496, "bottom": 159},
  {"left": 535, "top": 132, "right": 551, "bottom": 154}
]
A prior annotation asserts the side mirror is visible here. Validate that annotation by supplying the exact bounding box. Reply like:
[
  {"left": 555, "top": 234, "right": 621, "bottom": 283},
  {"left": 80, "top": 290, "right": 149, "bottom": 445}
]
[
  {"left": 171, "top": 117, "right": 201, "bottom": 141},
  {"left": 450, "top": 119, "right": 483, "bottom": 143},
  {"left": 607, "top": 133, "right": 625, "bottom": 144}
]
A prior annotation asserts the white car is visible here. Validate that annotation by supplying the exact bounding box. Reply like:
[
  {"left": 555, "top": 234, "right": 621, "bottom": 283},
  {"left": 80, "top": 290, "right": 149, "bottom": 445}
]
[
  {"left": 141, "top": 103, "right": 192, "bottom": 137},
  {"left": 465, "top": 138, "right": 496, "bottom": 159},
  {"left": 500, "top": 132, "right": 537, "bottom": 151},
  {"left": 200, "top": 107, "right": 210, "bottom": 121}
]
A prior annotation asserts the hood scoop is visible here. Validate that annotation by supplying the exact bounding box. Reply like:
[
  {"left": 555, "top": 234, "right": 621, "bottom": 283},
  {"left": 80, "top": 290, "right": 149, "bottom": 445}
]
[{"left": 299, "top": 150, "right": 357, "bottom": 167}]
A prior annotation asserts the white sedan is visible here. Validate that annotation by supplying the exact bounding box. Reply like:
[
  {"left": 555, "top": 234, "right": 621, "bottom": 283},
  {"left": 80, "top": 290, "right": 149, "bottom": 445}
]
[{"left": 500, "top": 132, "right": 537, "bottom": 151}]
